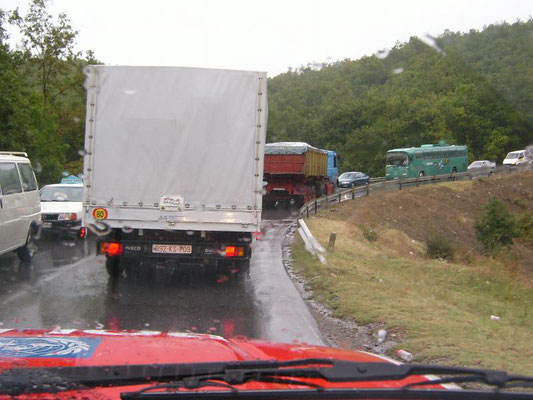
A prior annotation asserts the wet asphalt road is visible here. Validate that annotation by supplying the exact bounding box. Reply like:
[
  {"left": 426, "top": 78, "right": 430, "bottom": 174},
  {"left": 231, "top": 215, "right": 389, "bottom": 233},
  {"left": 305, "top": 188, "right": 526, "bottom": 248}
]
[{"left": 0, "top": 209, "right": 324, "bottom": 345}]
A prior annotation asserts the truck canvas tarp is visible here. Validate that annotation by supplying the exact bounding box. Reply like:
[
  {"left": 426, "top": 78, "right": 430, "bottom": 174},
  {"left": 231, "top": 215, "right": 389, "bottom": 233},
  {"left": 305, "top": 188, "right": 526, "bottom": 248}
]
[{"left": 83, "top": 66, "right": 267, "bottom": 233}]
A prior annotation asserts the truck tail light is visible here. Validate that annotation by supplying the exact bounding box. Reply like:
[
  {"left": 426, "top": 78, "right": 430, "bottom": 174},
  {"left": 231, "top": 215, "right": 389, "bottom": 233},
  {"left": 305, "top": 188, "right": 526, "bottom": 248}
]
[
  {"left": 79, "top": 227, "right": 87, "bottom": 239},
  {"left": 225, "top": 246, "right": 244, "bottom": 257},
  {"left": 101, "top": 242, "right": 124, "bottom": 256}
]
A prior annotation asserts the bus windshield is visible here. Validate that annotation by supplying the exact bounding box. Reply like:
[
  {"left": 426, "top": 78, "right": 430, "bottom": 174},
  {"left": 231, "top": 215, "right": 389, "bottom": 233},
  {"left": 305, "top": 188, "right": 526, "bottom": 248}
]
[{"left": 386, "top": 152, "right": 409, "bottom": 166}]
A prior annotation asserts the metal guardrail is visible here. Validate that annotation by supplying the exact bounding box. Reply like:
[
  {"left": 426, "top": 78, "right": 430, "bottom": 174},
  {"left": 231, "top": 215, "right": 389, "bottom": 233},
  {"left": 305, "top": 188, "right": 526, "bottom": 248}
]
[{"left": 298, "top": 165, "right": 531, "bottom": 218}]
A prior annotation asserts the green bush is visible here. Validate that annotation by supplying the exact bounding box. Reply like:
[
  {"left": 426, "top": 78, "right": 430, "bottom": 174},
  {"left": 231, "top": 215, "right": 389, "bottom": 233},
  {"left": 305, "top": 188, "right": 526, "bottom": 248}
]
[
  {"left": 516, "top": 212, "right": 533, "bottom": 245},
  {"left": 362, "top": 225, "right": 378, "bottom": 242},
  {"left": 475, "top": 198, "right": 519, "bottom": 254},
  {"left": 426, "top": 235, "right": 454, "bottom": 261}
]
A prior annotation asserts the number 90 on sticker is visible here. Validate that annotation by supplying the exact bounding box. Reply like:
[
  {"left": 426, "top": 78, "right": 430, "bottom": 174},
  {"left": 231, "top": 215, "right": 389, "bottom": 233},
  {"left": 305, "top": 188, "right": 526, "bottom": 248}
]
[{"left": 92, "top": 207, "right": 108, "bottom": 220}]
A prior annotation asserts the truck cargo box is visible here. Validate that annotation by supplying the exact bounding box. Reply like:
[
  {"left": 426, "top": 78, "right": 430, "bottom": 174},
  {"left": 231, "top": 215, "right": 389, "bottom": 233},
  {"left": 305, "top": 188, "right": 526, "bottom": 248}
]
[
  {"left": 83, "top": 66, "right": 267, "bottom": 233},
  {"left": 264, "top": 142, "right": 328, "bottom": 177}
]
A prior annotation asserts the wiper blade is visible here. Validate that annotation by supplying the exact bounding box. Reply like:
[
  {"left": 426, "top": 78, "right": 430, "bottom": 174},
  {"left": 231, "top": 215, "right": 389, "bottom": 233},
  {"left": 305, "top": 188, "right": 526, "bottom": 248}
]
[
  {"left": 128, "top": 376, "right": 324, "bottom": 399},
  {"left": 1, "top": 358, "right": 532, "bottom": 396},
  {"left": 122, "top": 361, "right": 533, "bottom": 398},
  {"left": 122, "top": 389, "right": 533, "bottom": 400},
  {"left": 0, "top": 359, "right": 328, "bottom": 395}
]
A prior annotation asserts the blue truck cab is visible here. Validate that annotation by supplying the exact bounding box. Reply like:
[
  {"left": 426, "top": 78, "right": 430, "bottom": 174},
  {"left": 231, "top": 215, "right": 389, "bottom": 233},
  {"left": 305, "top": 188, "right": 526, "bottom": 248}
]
[{"left": 326, "top": 150, "right": 339, "bottom": 184}]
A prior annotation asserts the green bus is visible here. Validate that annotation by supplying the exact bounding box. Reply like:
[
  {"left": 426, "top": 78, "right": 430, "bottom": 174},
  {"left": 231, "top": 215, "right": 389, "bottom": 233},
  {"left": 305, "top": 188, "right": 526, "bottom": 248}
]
[{"left": 385, "top": 144, "right": 468, "bottom": 180}]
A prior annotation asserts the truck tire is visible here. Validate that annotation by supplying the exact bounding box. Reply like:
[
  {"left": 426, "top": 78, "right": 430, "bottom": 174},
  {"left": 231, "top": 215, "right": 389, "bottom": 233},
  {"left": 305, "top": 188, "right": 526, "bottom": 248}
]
[
  {"left": 105, "top": 256, "right": 125, "bottom": 278},
  {"left": 237, "top": 259, "right": 250, "bottom": 274},
  {"left": 17, "top": 228, "right": 37, "bottom": 262},
  {"left": 230, "top": 259, "right": 250, "bottom": 284},
  {"left": 293, "top": 195, "right": 305, "bottom": 208}
]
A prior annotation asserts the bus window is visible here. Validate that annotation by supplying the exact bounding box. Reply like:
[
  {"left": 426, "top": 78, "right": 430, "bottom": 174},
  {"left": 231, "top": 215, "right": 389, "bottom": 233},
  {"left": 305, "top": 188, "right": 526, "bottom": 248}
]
[{"left": 386, "top": 152, "right": 408, "bottom": 166}]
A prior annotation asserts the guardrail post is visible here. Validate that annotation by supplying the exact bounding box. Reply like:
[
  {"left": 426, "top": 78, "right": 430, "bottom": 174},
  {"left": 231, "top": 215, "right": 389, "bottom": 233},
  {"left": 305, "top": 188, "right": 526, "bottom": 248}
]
[
  {"left": 399, "top": 179, "right": 402, "bottom": 191},
  {"left": 338, "top": 193, "right": 341, "bottom": 203},
  {"left": 328, "top": 232, "right": 337, "bottom": 252},
  {"left": 314, "top": 200, "right": 318, "bottom": 215},
  {"left": 366, "top": 182, "right": 370, "bottom": 196},
  {"left": 352, "top": 187, "right": 355, "bottom": 200},
  {"left": 416, "top": 177, "right": 419, "bottom": 187}
]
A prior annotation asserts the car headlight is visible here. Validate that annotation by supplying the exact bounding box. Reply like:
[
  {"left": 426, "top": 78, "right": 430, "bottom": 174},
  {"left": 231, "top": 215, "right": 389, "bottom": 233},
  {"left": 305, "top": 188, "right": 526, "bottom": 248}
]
[{"left": 58, "top": 213, "right": 79, "bottom": 221}]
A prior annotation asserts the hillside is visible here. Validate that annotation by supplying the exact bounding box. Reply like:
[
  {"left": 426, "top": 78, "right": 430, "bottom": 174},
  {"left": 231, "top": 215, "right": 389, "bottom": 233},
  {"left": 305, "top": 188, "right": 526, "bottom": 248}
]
[
  {"left": 292, "top": 172, "right": 533, "bottom": 373},
  {"left": 329, "top": 172, "right": 533, "bottom": 274},
  {"left": 267, "top": 20, "right": 533, "bottom": 177}
]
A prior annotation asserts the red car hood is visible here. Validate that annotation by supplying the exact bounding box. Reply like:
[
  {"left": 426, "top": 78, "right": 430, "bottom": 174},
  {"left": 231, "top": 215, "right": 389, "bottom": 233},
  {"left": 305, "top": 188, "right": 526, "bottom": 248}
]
[{"left": 0, "top": 329, "right": 442, "bottom": 399}]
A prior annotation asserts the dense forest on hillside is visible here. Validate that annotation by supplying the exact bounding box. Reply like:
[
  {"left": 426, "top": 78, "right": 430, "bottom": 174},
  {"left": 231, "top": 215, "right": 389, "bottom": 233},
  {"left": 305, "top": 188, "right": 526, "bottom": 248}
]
[
  {"left": 0, "top": 0, "right": 97, "bottom": 183},
  {"left": 1, "top": 1, "right": 532, "bottom": 181},
  {"left": 267, "top": 20, "right": 533, "bottom": 176}
]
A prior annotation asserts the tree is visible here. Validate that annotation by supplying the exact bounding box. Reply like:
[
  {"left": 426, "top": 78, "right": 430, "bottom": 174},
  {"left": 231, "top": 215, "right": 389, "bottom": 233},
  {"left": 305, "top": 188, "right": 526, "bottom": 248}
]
[
  {"left": 267, "top": 19, "right": 533, "bottom": 176},
  {"left": 3, "top": 0, "right": 97, "bottom": 183},
  {"left": 9, "top": 0, "right": 79, "bottom": 105}
]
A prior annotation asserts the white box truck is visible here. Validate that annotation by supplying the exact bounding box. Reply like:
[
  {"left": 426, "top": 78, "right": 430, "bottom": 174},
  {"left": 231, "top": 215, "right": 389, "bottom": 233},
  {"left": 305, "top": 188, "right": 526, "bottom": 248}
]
[{"left": 82, "top": 66, "right": 267, "bottom": 278}]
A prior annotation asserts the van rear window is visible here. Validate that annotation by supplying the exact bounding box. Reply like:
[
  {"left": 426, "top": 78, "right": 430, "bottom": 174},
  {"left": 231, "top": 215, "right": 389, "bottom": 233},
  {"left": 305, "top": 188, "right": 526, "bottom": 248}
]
[{"left": 0, "top": 163, "right": 23, "bottom": 195}]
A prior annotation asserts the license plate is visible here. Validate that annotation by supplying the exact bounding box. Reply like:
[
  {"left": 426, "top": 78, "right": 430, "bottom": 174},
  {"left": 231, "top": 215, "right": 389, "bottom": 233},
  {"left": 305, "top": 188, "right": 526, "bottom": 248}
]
[
  {"left": 152, "top": 244, "right": 192, "bottom": 254},
  {"left": 42, "top": 222, "right": 52, "bottom": 228}
]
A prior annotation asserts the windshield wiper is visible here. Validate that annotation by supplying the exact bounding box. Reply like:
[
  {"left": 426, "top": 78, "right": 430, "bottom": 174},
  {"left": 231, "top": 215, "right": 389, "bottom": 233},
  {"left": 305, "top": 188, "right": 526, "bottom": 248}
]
[{"left": 1, "top": 358, "right": 532, "bottom": 398}]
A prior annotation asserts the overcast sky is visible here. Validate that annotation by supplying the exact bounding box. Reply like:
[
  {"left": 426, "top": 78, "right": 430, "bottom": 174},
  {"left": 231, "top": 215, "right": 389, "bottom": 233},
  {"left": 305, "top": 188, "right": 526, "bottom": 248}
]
[{"left": 2, "top": 0, "right": 531, "bottom": 77}]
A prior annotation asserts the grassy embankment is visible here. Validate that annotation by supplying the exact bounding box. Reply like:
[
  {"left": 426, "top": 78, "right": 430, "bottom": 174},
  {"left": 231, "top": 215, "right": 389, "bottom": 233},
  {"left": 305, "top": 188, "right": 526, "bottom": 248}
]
[{"left": 292, "top": 172, "right": 533, "bottom": 374}]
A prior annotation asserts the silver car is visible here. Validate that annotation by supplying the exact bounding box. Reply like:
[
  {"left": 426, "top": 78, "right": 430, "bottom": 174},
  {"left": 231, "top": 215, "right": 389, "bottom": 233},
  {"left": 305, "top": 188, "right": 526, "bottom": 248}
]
[{"left": 467, "top": 160, "right": 496, "bottom": 177}]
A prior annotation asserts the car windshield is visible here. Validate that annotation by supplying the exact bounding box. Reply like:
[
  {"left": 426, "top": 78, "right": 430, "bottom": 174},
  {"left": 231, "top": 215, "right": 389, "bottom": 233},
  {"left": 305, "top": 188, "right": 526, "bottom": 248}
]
[
  {"left": 1, "top": 1, "right": 532, "bottom": 397},
  {"left": 40, "top": 186, "right": 83, "bottom": 202}
]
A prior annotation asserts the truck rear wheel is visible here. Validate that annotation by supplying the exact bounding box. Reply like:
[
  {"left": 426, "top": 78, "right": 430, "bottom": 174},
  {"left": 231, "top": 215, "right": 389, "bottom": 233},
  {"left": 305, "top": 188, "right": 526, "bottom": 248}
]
[
  {"left": 293, "top": 195, "right": 305, "bottom": 208},
  {"left": 236, "top": 259, "right": 250, "bottom": 275},
  {"left": 230, "top": 259, "right": 250, "bottom": 283},
  {"left": 105, "top": 256, "right": 125, "bottom": 278}
]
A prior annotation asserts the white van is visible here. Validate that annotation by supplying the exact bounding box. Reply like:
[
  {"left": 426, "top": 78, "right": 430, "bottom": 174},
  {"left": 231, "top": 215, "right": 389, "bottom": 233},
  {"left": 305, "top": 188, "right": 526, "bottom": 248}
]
[
  {"left": 0, "top": 152, "right": 41, "bottom": 261},
  {"left": 503, "top": 150, "right": 532, "bottom": 166}
]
